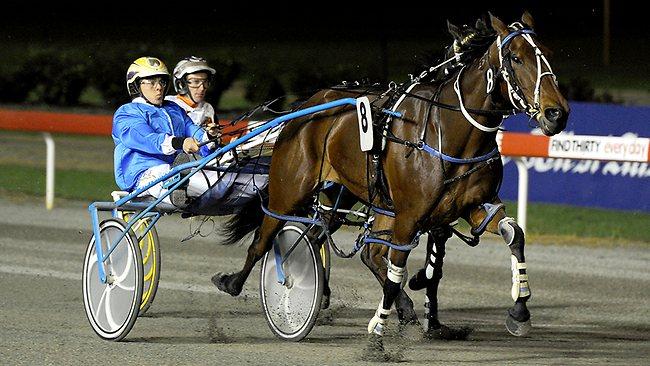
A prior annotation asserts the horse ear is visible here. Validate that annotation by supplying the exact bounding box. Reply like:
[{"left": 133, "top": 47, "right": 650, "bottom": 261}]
[
  {"left": 447, "top": 20, "right": 462, "bottom": 40},
  {"left": 522, "top": 10, "right": 535, "bottom": 29},
  {"left": 475, "top": 17, "right": 486, "bottom": 32},
  {"left": 489, "top": 12, "right": 508, "bottom": 35}
]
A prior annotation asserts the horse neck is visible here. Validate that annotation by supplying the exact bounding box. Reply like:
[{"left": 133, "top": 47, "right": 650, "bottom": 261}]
[{"left": 431, "top": 46, "right": 502, "bottom": 158}]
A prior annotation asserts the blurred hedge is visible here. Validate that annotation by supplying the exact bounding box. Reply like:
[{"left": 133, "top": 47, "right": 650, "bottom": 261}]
[
  {"left": 0, "top": 47, "right": 372, "bottom": 112},
  {"left": 0, "top": 46, "right": 622, "bottom": 113},
  {"left": 242, "top": 60, "right": 379, "bottom": 111},
  {"left": 0, "top": 48, "right": 241, "bottom": 111}
]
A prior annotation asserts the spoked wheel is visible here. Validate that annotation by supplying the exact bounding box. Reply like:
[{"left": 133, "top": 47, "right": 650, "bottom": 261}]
[
  {"left": 124, "top": 214, "right": 161, "bottom": 315},
  {"left": 82, "top": 218, "right": 143, "bottom": 341},
  {"left": 260, "top": 222, "right": 324, "bottom": 341}
]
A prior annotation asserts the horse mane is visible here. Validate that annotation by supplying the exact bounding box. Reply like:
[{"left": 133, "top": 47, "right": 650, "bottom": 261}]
[{"left": 419, "top": 14, "right": 496, "bottom": 84}]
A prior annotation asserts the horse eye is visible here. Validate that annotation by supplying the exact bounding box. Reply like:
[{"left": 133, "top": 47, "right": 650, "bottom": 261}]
[{"left": 511, "top": 54, "right": 523, "bottom": 64}]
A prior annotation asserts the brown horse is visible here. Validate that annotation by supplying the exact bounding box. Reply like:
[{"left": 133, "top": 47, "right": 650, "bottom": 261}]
[{"left": 214, "top": 12, "right": 569, "bottom": 345}]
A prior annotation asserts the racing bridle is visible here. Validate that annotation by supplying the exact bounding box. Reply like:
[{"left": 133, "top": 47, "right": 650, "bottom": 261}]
[
  {"left": 496, "top": 22, "right": 558, "bottom": 120},
  {"left": 451, "top": 22, "right": 559, "bottom": 134}
]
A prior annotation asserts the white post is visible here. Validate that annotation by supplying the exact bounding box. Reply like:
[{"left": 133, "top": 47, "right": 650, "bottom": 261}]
[
  {"left": 43, "top": 132, "right": 55, "bottom": 210},
  {"left": 513, "top": 157, "right": 528, "bottom": 234}
]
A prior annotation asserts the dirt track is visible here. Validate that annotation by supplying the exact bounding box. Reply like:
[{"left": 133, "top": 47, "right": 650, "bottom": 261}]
[{"left": 0, "top": 196, "right": 648, "bottom": 365}]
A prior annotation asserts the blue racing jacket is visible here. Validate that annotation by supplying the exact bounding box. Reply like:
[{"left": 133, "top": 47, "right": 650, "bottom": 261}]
[{"left": 112, "top": 98, "right": 211, "bottom": 191}]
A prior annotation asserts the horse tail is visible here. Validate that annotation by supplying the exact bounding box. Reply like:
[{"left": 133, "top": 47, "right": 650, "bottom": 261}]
[{"left": 220, "top": 191, "right": 266, "bottom": 245}]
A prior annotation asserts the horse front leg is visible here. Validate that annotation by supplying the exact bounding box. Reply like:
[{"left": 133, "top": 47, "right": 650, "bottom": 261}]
[
  {"left": 468, "top": 202, "right": 532, "bottom": 336},
  {"left": 360, "top": 215, "right": 418, "bottom": 325},
  {"left": 366, "top": 248, "right": 411, "bottom": 351},
  {"left": 361, "top": 244, "right": 418, "bottom": 325},
  {"left": 364, "top": 215, "right": 417, "bottom": 355}
]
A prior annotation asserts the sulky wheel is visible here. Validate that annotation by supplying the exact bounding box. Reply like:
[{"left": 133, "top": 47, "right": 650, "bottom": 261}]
[
  {"left": 82, "top": 218, "right": 143, "bottom": 341},
  {"left": 260, "top": 222, "right": 324, "bottom": 341},
  {"left": 123, "top": 214, "right": 161, "bottom": 316}
]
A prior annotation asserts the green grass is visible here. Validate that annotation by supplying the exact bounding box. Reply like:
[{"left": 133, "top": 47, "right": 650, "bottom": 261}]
[
  {"left": 501, "top": 201, "right": 650, "bottom": 245},
  {"left": 0, "top": 163, "right": 117, "bottom": 202},
  {"left": 1, "top": 163, "right": 647, "bottom": 245}
]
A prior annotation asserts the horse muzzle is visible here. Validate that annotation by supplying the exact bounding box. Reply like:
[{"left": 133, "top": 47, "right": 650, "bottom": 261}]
[{"left": 537, "top": 106, "right": 569, "bottom": 136}]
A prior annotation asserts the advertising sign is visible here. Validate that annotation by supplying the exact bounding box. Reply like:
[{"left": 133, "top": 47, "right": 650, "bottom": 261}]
[{"left": 499, "top": 102, "right": 650, "bottom": 212}]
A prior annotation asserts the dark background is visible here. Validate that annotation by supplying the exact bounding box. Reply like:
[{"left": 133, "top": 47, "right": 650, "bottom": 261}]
[
  {"left": 2, "top": 1, "right": 640, "bottom": 35},
  {"left": 4, "top": 1, "right": 639, "bottom": 41},
  {"left": 0, "top": 1, "right": 646, "bottom": 112}
]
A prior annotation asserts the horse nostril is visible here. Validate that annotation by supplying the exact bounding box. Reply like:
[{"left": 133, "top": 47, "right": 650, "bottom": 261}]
[{"left": 544, "top": 108, "right": 562, "bottom": 122}]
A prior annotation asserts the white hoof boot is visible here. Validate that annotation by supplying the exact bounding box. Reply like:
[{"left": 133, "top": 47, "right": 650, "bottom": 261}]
[{"left": 368, "top": 298, "right": 390, "bottom": 336}]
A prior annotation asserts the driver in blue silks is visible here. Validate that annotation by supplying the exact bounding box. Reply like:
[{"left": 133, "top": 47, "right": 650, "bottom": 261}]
[{"left": 113, "top": 56, "right": 234, "bottom": 207}]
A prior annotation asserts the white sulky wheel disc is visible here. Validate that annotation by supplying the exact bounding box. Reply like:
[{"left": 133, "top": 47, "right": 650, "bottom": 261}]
[
  {"left": 260, "top": 223, "right": 324, "bottom": 341},
  {"left": 82, "top": 218, "right": 143, "bottom": 341}
]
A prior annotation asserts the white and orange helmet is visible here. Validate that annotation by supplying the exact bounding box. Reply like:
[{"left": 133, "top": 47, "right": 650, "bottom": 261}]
[{"left": 172, "top": 56, "right": 216, "bottom": 95}]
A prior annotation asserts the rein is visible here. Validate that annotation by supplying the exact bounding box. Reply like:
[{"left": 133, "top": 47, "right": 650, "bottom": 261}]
[{"left": 400, "top": 89, "right": 517, "bottom": 117}]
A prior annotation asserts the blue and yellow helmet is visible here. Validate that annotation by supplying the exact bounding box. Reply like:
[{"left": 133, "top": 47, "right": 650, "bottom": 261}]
[{"left": 126, "top": 57, "right": 170, "bottom": 97}]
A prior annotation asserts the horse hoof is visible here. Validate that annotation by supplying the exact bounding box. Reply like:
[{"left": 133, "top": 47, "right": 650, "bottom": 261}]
[
  {"left": 316, "top": 308, "right": 334, "bottom": 326},
  {"left": 407, "top": 269, "right": 426, "bottom": 291},
  {"left": 211, "top": 272, "right": 242, "bottom": 297},
  {"left": 396, "top": 293, "right": 419, "bottom": 325},
  {"left": 505, "top": 313, "right": 532, "bottom": 337},
  {"left": 423, "top": 325, "right": 473, "bottom": 340},
  {"left": 320, "top": 293, "right": 330, "bottom": 310},
  {"left": 397, "top": 309, "right": 420, "bottom": 326}
]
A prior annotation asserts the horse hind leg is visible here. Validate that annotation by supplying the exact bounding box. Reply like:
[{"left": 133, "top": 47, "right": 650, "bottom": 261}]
[
  {"left": 315, "top": 184, "right": 357, "bottom": 311},
  {"left": 408, "top": 226, "right": 472, "bottom": 340},
  {"left": 212, "top": 215, "right": 286, "bottom": 296},
  {"left": 469, "top": 203, "right": 532, "bottom": 337},
  {"left": 213, "top": 167, "right": 319, "bottom": 296}
]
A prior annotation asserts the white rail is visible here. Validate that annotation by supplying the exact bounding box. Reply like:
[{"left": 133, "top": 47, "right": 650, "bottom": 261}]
[
  {"left": 43, "top": 133, "right": 55, "bottom": 210},
  {"left": 513, "top": 158, "right": 528, "bottom": 233}
]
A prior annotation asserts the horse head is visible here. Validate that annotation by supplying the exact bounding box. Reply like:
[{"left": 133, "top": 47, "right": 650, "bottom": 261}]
[
  {"left": 486, "top": 12, "right": 570, "bottom": 135},
  {"left": 447, "top": 12, "right": 569, "bottom": 136}
]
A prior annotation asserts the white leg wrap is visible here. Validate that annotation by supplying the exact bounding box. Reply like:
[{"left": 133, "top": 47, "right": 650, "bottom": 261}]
[
  {"left": 510, "top": 255, "right": 531, "bottom": 301},
  {"left": 425, "top": 264, "right": 434, "bottom": 280},
  {"left": 367, "top": 297, "right": 391, "bottom": 335},
  {"left": 387, "top": 260, "right": 406, "bottom": 286},
  {"left": 500, "top": 217, "right": 531, "bottom": 301},
  {"left": 425, "top": 254, "right": 435, "bottom": 279},
  {"left": 498, "top": 217, "right": 517, "bottom": 246}
]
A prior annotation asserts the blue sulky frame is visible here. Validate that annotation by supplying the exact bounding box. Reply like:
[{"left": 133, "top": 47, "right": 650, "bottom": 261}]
[{"left": 88, "top": 98, "right": 402, "bottom": 284}]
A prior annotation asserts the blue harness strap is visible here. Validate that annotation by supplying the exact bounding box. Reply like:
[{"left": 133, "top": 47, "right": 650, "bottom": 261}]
[
  {"left": 272, "top": 239, "right": 286, "bottom": 285},
  {"left": 363, "top": 236, "right": 419, "bottom": 252},
  {"left": 260, "top": 203, "right": 324, "bottom": 226},
  {"left": 500, "top": 29, "right": 536, "bottom": 48},
  {"left": 419, "top": 143, "right": 500, "bottom": 164},
  {"left": 371, "top": 206, "right": 396, "bottom": 217}
]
